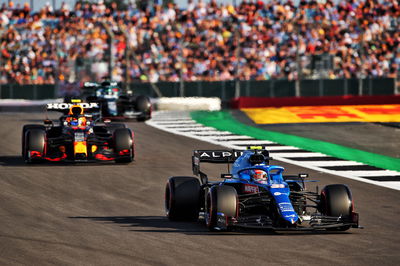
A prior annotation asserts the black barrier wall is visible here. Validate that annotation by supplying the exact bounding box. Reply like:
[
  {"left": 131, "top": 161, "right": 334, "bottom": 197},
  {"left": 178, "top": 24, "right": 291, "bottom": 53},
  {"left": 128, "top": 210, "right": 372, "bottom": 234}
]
[
  {"left": 0, "top": 84, "right": 56, "bottom": 99},
  {"left": 132, "top": 78, "right": 396, "bottom": 99},
  {"left": 0, "top": 78, "right": 396, "bottom": 100}
]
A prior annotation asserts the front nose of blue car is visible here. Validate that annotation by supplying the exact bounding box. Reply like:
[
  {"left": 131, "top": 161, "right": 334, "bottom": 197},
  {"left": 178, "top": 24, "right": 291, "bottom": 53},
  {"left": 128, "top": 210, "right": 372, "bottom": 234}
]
[{"left": 270, "top": 187, "right": 299, "bottom": 225}]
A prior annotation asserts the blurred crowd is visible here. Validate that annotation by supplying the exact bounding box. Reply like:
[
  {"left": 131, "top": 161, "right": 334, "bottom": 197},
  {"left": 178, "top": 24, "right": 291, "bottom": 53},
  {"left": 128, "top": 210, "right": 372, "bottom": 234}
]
[{"left": 0, "top": 0, "right": 399, "bottom": 85}]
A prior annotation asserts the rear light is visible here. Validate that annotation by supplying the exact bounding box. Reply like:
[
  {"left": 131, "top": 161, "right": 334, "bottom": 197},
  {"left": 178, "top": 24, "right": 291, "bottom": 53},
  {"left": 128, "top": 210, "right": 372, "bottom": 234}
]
[
  {"left": 118, "top": 149, "right": 130, "bottom": 155},
  {"left": 29, "top": 151, "right": 42, "bottom": 158}
]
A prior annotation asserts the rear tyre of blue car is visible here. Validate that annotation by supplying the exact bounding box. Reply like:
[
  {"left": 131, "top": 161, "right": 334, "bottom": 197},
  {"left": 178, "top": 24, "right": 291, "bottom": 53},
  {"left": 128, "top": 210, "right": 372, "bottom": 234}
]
[
  {"left": 165, "top": 176, "right": 200, "bottom": 221},
  {"left": 205, "top": 185, "right": 238, "bottom": 231},
  {"left": 320, "top": 184, "right": 353, "bottom": 231}
]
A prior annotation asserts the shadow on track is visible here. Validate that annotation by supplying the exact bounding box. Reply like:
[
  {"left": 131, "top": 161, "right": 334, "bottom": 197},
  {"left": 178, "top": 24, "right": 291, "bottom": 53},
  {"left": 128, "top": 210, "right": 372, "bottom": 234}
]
[
  {"left": 69, "top": 215, "right": 349, "bottom": 236},
  {"left": 0, "top": 156, "right": 26, "bottom": 166},
  {"left": 69, "top": 216, "right": 216, "bottom": 235},
  {"left": 70, "top": 216, "right": 284, "bottom": 235},
  {"left": 68, "top": 216, "right": 352, "bottom": 236}
]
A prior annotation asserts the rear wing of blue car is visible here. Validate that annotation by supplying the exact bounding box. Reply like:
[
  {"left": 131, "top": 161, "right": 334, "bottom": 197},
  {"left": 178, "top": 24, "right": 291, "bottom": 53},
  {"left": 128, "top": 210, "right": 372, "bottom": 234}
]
[
  {"left": 192, "top": 150, "right": 242, "bottom": 176},
  {"left": 192, "top": 147, "right": 272, "bottom": 178}
]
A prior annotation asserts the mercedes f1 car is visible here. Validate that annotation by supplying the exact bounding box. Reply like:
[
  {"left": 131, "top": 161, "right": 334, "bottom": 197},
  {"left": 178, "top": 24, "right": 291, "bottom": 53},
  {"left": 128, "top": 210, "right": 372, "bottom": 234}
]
[
  {"left": 82, "top": 81, "right": 151, "bottom": 121},
  {"left": 165, "top": 147, "right": 360, "bottom": 231},
  {"left": 22, "top": 101, "right": 134, "bottom": 163}
]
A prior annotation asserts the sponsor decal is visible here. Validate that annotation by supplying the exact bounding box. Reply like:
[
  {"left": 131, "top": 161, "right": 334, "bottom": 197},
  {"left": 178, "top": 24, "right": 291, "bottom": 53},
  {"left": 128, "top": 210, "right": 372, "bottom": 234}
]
[
  {"left": 278, "top": 202, "right": 295, "bottom": 212},
  {"left": 198, "top": 150, "right": 243, "bottom": 159},
  {"left": 274, "top": 192, "right": 282, "bottom": 196},
  {"left": 84, "top": 82, "right": 99, "bottom": 87},
  {"left": 243, "top": 184, "right": 259, "bottom": 194},
  {"left": 47, "top": 103, "right": 99, "bottom": 110}
]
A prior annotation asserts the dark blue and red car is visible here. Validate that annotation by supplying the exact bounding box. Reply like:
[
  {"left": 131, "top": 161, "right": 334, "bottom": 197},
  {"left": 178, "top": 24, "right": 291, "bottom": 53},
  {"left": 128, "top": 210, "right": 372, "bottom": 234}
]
[{"left": 22, "top": 101, "right": 134, "bottom": 163}]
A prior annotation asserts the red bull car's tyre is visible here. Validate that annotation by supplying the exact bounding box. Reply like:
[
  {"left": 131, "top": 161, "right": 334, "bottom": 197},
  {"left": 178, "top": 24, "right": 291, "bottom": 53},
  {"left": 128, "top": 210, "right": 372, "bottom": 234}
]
[
  {"left": 113, "top": 128, "right": 134, "bottom": 163},
  {"left": 106, "top": 123, "right": 126, "bottom": 134},
  {"left": 22, "top": 125, "right": 45, "bottom": 157},
  {"left": 206, "top": 185, "right": 238, "bottom": 231},
  {"left": 23, "top": 128, "right": 46, "bottom": 163},
  {"left": 319, "top": 184, "right": 353, "bottom": 231},
  {"left": 165, "top": 176, "right": 200, "bottom": 221}
]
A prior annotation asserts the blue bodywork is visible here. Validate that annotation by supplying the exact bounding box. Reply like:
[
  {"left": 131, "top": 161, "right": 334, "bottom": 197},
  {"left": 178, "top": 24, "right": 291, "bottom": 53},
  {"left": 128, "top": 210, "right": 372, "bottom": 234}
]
[{"left": 224, "top": 149, "right": 299, "bottom": 225}]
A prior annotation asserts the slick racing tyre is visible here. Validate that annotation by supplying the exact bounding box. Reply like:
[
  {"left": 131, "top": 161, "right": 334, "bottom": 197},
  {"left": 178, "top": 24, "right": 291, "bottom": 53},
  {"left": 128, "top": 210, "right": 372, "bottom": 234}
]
[
  {"left": 136, "top": 96, "right": 151, "bottom": 122},
  {"left": 206, "top": 185, "right": 238, "bottom": 231},
  {"left": 23, "top": 128, "right": 46, "bottom": 163},
  {"left": 135, "top": 95, "right": 151, "bottom": 111},
  {"left": 319, "top": 184, "right": 353, "bottom": 231},
  {"left": 106, "top": 123, "right": 126, "bottom": 134},
  {"left": 165, "top": 176, "right": 200, "bottom": 221},
  {"left": 113, "top": 128, "right": 134, "bottom": 163},
  {"left": 22, "top": 125, "right": 45, "bottom": 157}
]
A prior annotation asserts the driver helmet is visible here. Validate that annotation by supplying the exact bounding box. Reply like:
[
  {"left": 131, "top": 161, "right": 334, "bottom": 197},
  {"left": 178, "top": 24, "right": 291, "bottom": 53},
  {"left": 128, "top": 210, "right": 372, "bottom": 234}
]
[
  {"left": 70, "top": 118, "right": 79, "bottom": 126},
  {"left": 252, "top": 169, "right": 267, "bottom": 181},
  {"left": 69, "top": 117, "right": 86, "bottom": 127}
]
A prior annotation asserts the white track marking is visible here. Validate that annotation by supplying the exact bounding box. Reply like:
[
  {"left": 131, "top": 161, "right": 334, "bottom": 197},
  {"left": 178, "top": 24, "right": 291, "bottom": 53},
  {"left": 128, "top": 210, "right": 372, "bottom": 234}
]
[
  {"left": 191, "top": 131, "right": 238, "bottom": 136},
  {"left": 267, "top": 152, "right": 329, "bottom": 157},
  {"left": 333, "top": 170, "right": 400, "bottom": 177},
  {"left": 306, "top": 161, "right": 364, "bottom": 167},
  {"left": 146, "top": 111, "right": 400, "bottom": 191},
  {"left": 211, "top": 136, "right": 256, "bottom": 140},
  {"left": 224, "top": 140, "right": 276, "bottom": 145}
]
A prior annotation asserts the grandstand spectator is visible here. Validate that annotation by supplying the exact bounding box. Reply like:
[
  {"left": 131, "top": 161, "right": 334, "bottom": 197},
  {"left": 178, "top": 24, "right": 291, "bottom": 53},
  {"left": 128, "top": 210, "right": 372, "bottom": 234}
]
[{"left": 0, "top": 0, "right": 398, "bottom": 85}]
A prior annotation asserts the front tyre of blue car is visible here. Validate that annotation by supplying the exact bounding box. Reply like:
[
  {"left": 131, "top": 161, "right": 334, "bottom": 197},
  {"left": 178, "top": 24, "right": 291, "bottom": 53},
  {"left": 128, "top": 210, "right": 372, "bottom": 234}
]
[
  {"left": 206, "top": 185, "right": 238, "bottom": 231},
  {"left": 319, "top": 184, "right": 353, "bottom": 231}
]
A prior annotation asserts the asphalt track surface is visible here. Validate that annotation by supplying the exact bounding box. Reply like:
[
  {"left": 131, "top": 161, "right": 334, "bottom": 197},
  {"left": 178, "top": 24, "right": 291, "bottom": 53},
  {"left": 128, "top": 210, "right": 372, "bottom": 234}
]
[{"left": 1, "top": 112, "right": 400, "bottom": 265}]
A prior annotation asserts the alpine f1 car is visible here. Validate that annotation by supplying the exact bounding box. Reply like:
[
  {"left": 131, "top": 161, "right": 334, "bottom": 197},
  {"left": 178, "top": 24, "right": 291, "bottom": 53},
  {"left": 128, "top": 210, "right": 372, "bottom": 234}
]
[
  {"left": 165, "top": 147, "right": 360, "bottom": 231},
  {"left": 82, "top": 81, "right": 151, "bottom": 121},
  {"left": 22, "top": 101, "right": 134, "bottom": 163}
]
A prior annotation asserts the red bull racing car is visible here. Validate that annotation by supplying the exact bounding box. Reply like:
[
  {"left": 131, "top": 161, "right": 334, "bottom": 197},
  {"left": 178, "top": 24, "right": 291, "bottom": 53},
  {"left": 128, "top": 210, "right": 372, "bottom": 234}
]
[{"left": 22, "top": 101, "right": 134, "bottom": 163}]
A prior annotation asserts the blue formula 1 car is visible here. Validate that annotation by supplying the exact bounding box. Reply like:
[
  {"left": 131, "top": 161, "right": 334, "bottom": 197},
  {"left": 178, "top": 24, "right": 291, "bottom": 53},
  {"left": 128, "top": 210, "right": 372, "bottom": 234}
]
[{"left": 165, "top": 147, "right": 360, "bottom": 232}]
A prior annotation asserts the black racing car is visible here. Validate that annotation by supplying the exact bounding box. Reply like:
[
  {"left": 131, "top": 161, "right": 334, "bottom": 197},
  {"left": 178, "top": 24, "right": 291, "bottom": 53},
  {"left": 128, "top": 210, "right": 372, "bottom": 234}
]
[
  {"left": 22, "top": 102, "right": 134, "bottom": 163},
  {"left": 82, "top": 81, "right": 151, "bottom": 121}
]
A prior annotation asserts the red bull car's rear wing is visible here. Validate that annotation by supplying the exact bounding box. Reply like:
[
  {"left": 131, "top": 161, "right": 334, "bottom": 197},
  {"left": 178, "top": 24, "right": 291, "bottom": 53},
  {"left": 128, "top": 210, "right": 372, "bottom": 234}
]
[{"left": 46, "top": 102, "right": 100, "bottom": 114}]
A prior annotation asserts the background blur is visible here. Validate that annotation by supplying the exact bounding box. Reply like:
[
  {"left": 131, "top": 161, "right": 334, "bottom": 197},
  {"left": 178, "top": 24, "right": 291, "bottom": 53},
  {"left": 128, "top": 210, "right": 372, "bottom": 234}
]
[{"left": 0, "top": 0, "right": 398, "bottom": 99}]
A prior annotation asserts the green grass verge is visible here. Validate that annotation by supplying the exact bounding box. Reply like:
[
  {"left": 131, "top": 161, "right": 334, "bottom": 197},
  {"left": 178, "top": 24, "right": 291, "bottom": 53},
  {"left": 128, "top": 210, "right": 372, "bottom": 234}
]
[{"left": 191, "top": 111, "right": 400, "bottom": 172}]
